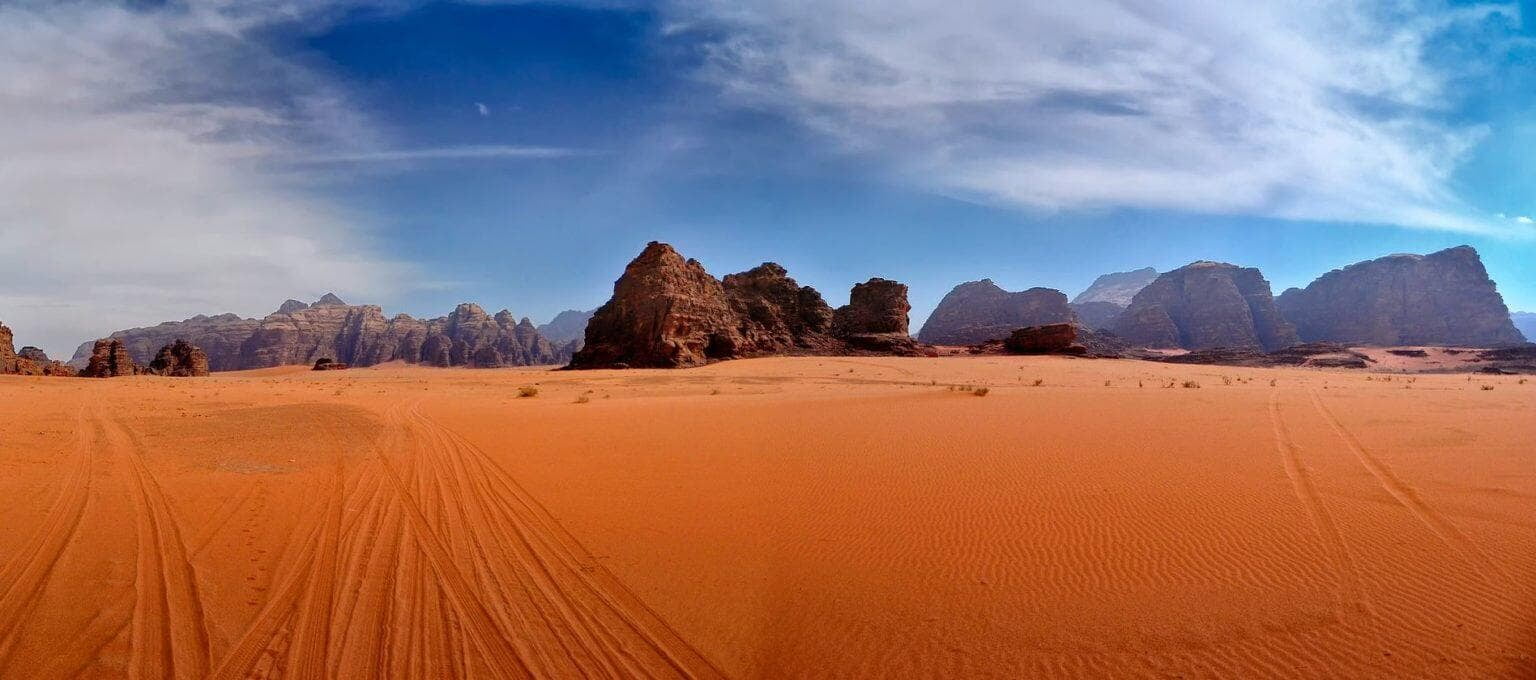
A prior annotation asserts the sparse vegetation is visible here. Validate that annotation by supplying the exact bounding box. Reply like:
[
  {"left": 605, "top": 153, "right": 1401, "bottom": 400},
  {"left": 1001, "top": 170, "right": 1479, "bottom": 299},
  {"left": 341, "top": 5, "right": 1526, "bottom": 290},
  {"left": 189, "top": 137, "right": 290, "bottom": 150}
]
[
  {"left": 1480, "top": 384, "right": 1494, "bottom": 391},
  {"left": 1181, "top": 380, "right": 1201, "bottom": 389},
  {"left": 1031, "top": 379, "right": 1044, "bottom": 387},
  {"left": 574, "top": 394, "right": 590, "bottom": 404},
  {"left": 972, "top": 387, "right": 990, "bottom": 397},
  {"left": 517, "top": 386, "right": 539, "bottom": 398}
]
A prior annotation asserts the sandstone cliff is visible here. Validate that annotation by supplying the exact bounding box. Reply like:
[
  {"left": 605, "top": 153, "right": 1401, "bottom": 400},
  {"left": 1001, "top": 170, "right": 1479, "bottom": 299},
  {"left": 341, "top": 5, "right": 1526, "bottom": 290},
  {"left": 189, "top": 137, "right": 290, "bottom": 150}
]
[
  {"left": 70, "top": 294, "right": 569, "bottom": 371},
  {"left": 570, "top": 242, "right": 923, "bottom": 368},
  {"left": 1112, "top": 262, "right": 1298, "bottom": 351},
  {"left": 1073, "top": 267, "right": 1158, "bottom": 307},
  {"left": 917, "top": 280, "right": 1076, "bottom": 345},
  {"left": 1275, "top": 246, "right": 1525, "bottom": 347}
]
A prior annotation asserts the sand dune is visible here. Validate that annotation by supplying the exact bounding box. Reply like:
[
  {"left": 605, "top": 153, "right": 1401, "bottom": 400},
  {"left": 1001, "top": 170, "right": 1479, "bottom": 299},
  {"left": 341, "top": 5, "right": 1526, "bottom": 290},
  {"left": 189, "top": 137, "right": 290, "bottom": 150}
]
[{"left": 0, "top": 357, "right": 1531, "bottom": 678}]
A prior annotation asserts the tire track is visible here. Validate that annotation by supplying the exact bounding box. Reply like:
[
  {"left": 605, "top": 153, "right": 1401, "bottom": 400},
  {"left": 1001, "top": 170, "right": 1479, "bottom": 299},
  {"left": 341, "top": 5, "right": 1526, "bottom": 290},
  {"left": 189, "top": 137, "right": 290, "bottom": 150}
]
[
  {"left": 97, "top": 411, "right": 213, "bottom": 680},
  {"left": 1307, "top": 389, "right": 1517, "bottom": 592},
  {"left": 0, "top": 404, "right": 93, "bottom": 670},
  {"left": 404, "top": 400, "right": 726, "bottom": 679},
  {"left": 1267, "top": 393, "right": 1374, "bottom": 619}
]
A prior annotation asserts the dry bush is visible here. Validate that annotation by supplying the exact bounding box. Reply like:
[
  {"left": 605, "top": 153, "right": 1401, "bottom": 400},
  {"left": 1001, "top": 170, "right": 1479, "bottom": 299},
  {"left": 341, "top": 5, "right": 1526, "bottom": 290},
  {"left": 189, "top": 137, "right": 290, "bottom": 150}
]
[
  {"left": 1182, "top": 380, "right": 1201, "bottom": 389},
  {"left": 1480, "top": 384, "right": 1495, "bottom": 391},
  {"left": 973, "top": 387, "right": 990, "bottom": 397},
  {"left": 517, "top": 386, "right": 539, "bottom": 398},
  {"left": 1031, "top": 379, "right": 1044, "bottom": 387},
  {"left": 574, "top": 394, "right": 590, "bottom": 404}
]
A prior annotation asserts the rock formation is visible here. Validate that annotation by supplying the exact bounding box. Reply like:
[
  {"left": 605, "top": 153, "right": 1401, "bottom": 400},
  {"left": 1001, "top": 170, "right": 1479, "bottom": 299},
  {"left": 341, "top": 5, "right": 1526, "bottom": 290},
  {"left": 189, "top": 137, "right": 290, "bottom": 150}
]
[
  {"left": 1073, "top": 267, "right": 1158, "bottom": 307},
  {"left": 70, "top": 294, "right": 569, "bottom": 372},
  {"left": 1004, "top": 323, "right": 1084, "bottom": 355},
  {"left": 68, "top": 313, "right": 261, "bottom": 371},
  {"left": 1112, "top": 261, "right": 1298, "bottom": 351},
  {"left": 145, "top": 340, "right": 210, "bottom": 377},
  {"left": 1069, "top": 301, "right": 1123, "bottom": 331},
  {"left": 313, "top": 358, "right": 349, "bottom": 371},
  {"left": 1275, "top": 246, "right": 1525, "bottom": 347},
  {"left": 917, "top": 280, "right": 1076, "bottom": 345},
  {"left": 570, "top": 242, "right": 924, "bottom": 369},
  {"left": 0, "top": 322, "right": 19, "bottom": 374},
  {"left": 1513, "top": 312, "right": 1535, "bottom": 343},
  {"left": 537, "top": 309, "right": 595, "bottom": 345},
  {"left": 3, "top": 338, "right": 75, "bottom": 377},
  {"left": 80, "top": 339, "right": 138, "bottom": 377}
]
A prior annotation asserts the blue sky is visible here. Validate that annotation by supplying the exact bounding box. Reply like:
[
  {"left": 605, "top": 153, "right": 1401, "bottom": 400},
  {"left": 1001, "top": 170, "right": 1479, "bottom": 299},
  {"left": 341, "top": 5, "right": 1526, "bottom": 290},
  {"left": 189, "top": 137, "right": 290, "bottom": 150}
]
[{"left": 2, "top": 0, "right": 1535, "bottom": 354}]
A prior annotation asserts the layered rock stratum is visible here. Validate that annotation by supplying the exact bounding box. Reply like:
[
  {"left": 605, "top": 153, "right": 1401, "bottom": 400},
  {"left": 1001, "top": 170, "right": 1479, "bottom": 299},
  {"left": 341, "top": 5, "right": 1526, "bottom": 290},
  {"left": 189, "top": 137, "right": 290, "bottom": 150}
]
[
  {"left": 1275, "top": 246, "right": 1525, "bottom": 347},
  {"left": 569, "top": 242, "right": 923, "bottom": 368},
  {"left": 70, "top": 295, "right": 571, "bottom": 371},
  {"left": 1112, "top": 262, "right": 1298, "bottom": 351},
  {"left": 1073, "top": 267, "right": 1158, "bottom": 307},
  {"left": 917, "top": 280, "right": 1076, "bottom": 345}
]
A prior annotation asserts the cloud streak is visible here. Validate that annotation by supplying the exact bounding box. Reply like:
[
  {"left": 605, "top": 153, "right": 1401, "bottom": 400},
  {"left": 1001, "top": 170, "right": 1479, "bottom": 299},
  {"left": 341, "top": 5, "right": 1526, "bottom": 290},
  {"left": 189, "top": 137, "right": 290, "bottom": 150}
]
[
  {"left": 679, "top": 0, "right": 1533, "bottom": 236},
  {"left": 0, "top": 1, "right": 421, "bottom": 355},
  {"left": 291, "top": 144, "right": 600, "bottom": 164}
]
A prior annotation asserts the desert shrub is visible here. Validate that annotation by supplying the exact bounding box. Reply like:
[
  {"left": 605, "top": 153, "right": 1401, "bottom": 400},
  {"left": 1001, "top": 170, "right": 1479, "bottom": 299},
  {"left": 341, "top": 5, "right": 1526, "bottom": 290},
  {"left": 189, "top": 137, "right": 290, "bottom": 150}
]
[
  {"left": 973, "top": 387, "right": 990, "bottom": 397},
  {"left": 517, "top": 386, "right": 539, "bottom": 398},
  {"left": 1031, "top": 379, "right": 1044, "bottom": 387},
  {"left": 1480, "top": 384, "right": 1495, "bottom": 391},
  {"left": 1181, "top": 380, "right": 1201, "bottom": 389},
  {"left": 574, "top": 394, "right": 590, "bottom": 404}
]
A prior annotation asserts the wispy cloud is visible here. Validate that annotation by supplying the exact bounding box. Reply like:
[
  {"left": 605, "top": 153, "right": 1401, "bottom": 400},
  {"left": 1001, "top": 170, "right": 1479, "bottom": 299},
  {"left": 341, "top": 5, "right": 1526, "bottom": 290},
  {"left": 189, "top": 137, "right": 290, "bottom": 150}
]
[
  {"left": 0, "top": 1, "right": 418, "bottom": 355},
  {"left": 476, "top": 101, "right": 491, "bottom": 116},
  {"left": 291, "top": 144, "right": 599, "bottom": 164},
  {"left": 680, "top": 0, "right": 1534, "bottom": 237}
]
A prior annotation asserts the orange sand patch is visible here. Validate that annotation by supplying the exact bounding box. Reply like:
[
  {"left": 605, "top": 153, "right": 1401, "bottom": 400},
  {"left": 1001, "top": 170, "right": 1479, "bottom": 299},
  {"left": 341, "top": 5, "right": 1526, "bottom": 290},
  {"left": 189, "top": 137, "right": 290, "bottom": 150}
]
[{"left": 0, "top": 357, "right": 1531, "bottom": 678}]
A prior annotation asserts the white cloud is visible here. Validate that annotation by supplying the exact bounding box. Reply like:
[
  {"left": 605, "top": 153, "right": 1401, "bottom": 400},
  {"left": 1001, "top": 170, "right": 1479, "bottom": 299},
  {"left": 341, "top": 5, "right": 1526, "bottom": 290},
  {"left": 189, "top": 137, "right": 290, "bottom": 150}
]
[
  {"left": 476, "top": 101, "right": 491, "bottom": 116},
  {"left": 0, "top": 1, "right": 420, "bottom": 356},
  {"left": 680, "top": 0, "right": 1532, "bottom": 236},
  {"left": 1518, "top": 216, "right": 1535, "bottom": 224},
  {"left": 292, "top": 144, "right": 597, "bottom": 164}
]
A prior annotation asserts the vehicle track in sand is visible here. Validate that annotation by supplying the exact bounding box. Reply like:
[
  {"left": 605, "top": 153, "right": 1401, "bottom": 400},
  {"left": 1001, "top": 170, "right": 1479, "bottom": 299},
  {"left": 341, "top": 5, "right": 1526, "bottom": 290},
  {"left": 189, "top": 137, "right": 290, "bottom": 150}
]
[
  {"left": 0, "top": 404, "right": 93, "bottom": 672},
  {"left": 1267, "top": 393, "right": 1374, "bottom": 621},
  {"left": 97, "top": 410, "right": 214, "bottom": 680}
]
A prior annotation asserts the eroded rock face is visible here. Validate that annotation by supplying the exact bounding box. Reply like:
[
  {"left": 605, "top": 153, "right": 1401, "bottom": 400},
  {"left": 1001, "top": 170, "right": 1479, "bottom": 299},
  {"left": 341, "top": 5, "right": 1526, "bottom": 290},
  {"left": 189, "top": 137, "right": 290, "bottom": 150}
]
[
  {"left": 80, "top": 339, "right": 137, "bottom": 377},
  {"left": 147, "top": 340, "right": 210, "bottom": 377},
  {"left": 1112, "top": 261, "right": 1298, "bottom": 351},
  {"left": 73, "top": 294, "right": 569, "bottom": 372},
  {"left": 723, "top": 263, "right": 837, "bottom": 354},
  {"left": 571, "top": 242, "right": 743, "bottom": 368},
  {"left": 917, "top": 280, "right": 1076, "bottom": 345},
  {"left": 1073, "top": 267, "right": 1158, "bottom": 307},
  {"left": 1275, "top": 246, "right": 1525, "bottom": 347},
  {"left": 570, "top": 243, "right": 924, "bottom": 368},
  {"left": 1069, "top": 301, "right": 1124, "bottom": 331},
  {"left": 537, "top": 309, "right": 595, "bottom": 345},
  {"left": 69, "top": 313, "right": 260, "bottom": 371}
]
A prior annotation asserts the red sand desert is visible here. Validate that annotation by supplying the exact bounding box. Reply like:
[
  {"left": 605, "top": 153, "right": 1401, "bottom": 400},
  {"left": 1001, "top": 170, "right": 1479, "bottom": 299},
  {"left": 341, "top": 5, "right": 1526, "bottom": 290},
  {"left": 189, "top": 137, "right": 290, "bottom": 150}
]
[{"left": 0, "top": 357, "right": 1532, "bottom": 679}]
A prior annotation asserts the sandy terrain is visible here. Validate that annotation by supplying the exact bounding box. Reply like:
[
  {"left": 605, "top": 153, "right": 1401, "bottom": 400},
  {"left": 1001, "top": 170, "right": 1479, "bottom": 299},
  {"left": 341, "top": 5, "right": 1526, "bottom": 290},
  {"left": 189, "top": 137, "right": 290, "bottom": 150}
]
[{"left": 0, "top": 357, "right": 1531, "bottom": 679}]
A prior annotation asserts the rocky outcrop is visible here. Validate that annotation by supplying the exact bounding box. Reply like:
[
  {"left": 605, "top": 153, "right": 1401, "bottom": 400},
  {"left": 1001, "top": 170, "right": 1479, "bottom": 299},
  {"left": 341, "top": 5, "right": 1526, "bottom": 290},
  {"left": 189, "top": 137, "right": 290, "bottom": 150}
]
[
  {"left": 1158, "top": 343, "right": 1373, "bottom": 369},
  {"left": 1275, "top": 246, "right": 1525, "bottom": 347},
  {"left": 537, "top": 309, "right": 595, "bottom": 345},
  {"left": 69, "top": 313, "right": 260, "bottom": 371},
  {"left": 570, "top": 242, "right": 924, "bottom": 369},
  {"left": 1068, "top": 301, "right": 1123, "bottom": 331},
  {"left": 1112, "top": 262, "right": 1298, "bottom": 351},
  {"left": 1073, "top": 267, "right": 1158, "bottom": 307},
  {"left": 917, "top": 280, "right": 1076, "bottom": 345},
  {"left": 313, "top": 358, "right": 349, "bottom": 371},
  {"left": 146, "top": 340, "right": 210, "bottom": 377},
  {"left": 4, "top": 339, "right": 75, "bottom": 377},
  {"left": 1004, "top": 323, "right": 1084, "bottom": 355},
  {"left": 724, "top": 263, "right": 838, "bottom": 354},
  {"left": 80, "top": 339, "right": 138, "bottom": 378},
  {"left": 72, "top": 294, "right": 569, "bottom": 372}
]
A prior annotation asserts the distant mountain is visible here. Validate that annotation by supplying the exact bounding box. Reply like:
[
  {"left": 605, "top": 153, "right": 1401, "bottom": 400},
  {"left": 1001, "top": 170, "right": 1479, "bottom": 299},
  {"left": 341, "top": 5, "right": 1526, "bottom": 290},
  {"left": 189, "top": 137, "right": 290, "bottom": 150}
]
[
  {"left": 537, "top": 309, "right": 594, "bottom": 344},
  {"left": 70, "top": 294, "right": 572, "bottom": 371},
  {"left": 1113, "top": 261, "right": 1297, "bottom": 351},
  {"left": 1073, "top": 267, "right": 1158, "bottom": 307},
  {"left": 917, "top": 280, "right": 1075, "bottom": 345},
  {"left": 1276, "top": 246, "right": 1524, "bottom": 347},
  {"left": 1513, "top": 312, "right": 1535, "bottom": 343},
  {"left": 1069, "top": 301, "right": 1124, "bottom": 331}
]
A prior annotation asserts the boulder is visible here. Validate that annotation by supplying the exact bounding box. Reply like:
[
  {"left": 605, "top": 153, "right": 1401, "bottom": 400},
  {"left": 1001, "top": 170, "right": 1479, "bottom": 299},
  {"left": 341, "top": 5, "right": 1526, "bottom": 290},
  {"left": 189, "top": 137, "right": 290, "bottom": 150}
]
[
  {"left": 1275, "top": 246, "right": 1525, "bottom": 347},
  {"left": 1003, "top": 323, "right": 1086, "bottom": 355},
  {"left": 1112, "top": 261, "right": 1298, "bottom": 351},
  {"left": 918, "top": 280, "right": 1076, "bottom": 345},
  {"left": 80, "top": 339, "right": 137, "bottom": 377},
  {"left": 146, "top": 339, "right": 210, "bottom": 377},
  {"left": 1073, "top": 267, "right": 1159, "bottom": 307}
]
